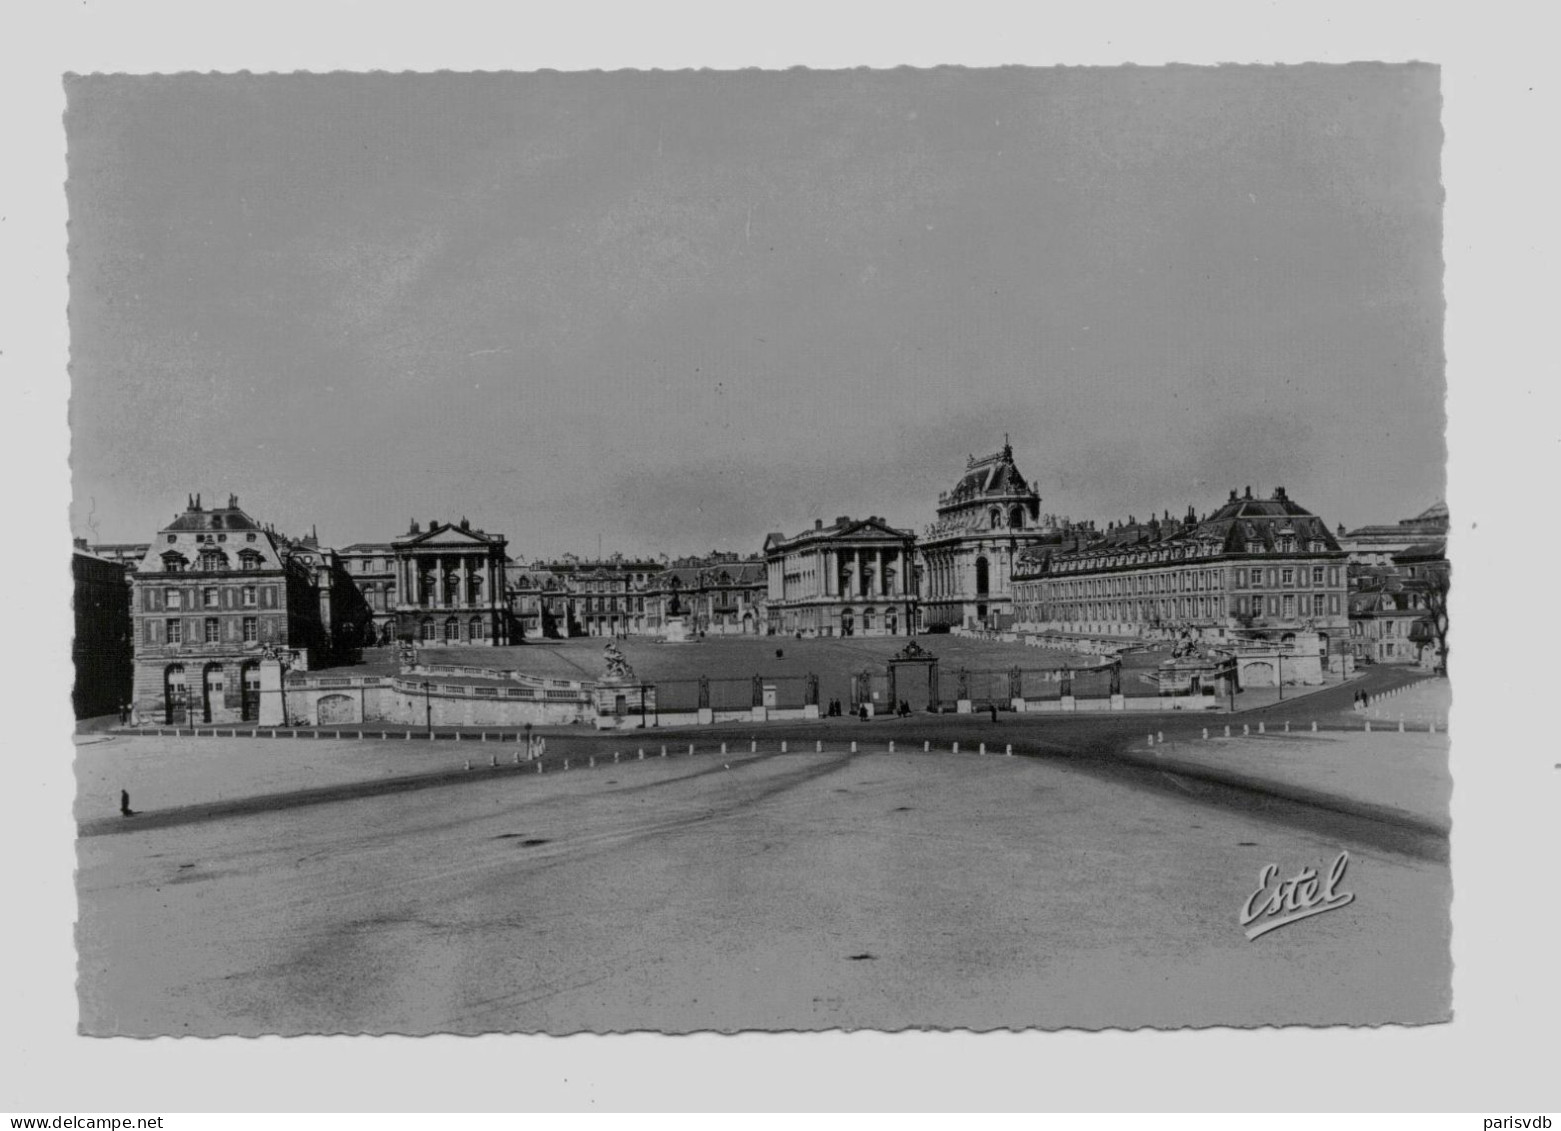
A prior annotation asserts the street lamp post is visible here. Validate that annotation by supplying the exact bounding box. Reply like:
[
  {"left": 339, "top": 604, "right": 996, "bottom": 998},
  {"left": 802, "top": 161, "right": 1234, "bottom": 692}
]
[
  {"left": 422, "top": 680, "right": 432, "bottom": 732},
  {"left": 1277, "top": 649, "right": 1284, "bottom": 701}
]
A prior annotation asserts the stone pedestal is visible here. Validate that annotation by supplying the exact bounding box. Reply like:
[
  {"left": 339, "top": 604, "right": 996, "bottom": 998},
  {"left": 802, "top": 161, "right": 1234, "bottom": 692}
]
[
  {"left": 1110, "top": 694, "right": 1125, "bottom": 711},
  {"left": 1010, "top": 698, "right": 1027, "bottom": 713},
  {"left": 750, "top": 706, "right": 768, "bottom": 722},
  {"left": 1060, "top": 695, "right": 1076, "bottom": 711},
  {"left": 662, "top": 615, "right": 691, "bottom": 643},
  {"left": 594, "top": 677, "right": 653, "bottom": 729},
  {"left": 956, "top": 699, "right": 973, "bottom": 714},
  {"left": 258, "top": 659, "right": 286, "bottom": 726},
  {"left": 803, "top": 704, "right": 820, "bottom": 719},
  {"left": 698, "top": 708, "right": 714, "bottom": 725}
]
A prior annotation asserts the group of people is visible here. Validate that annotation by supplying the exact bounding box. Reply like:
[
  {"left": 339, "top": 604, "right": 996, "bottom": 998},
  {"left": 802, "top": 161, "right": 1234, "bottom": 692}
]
[
  {"left": 1352, "top": 690, "right": 1373, "bottom": 710},
  {"left": 822, "top": 698, "right": 916, "bottom": 719},
  {"left": 525, "top": 734, "right": 547, "bottom": 761}
]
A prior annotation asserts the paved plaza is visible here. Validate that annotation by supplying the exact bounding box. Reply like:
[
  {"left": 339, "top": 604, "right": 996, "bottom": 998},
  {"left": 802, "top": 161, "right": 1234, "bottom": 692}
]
[{"left": 76, "top": 665, "right": 1451, "bottom": 1035}]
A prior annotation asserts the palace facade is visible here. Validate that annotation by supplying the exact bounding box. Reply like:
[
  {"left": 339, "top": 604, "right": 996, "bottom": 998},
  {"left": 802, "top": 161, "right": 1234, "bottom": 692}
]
[
  {"left": 918, "top": 442, "right": 1073, "bottom": 631},
  {"left": 764, "top": 516, "right": 917, "bottom": 637},
  {"left": 504, "top": 554, "right": 767, "bottom": 639},
  {"left": 1012, "top": 486, "right": 1349, "bottom": 657},
  {"left": 129, "top": 495, "right": 363, "bottom": 724}
]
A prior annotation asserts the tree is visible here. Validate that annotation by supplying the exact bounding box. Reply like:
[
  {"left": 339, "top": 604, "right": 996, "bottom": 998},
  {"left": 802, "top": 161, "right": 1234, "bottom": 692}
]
[{"left": 1416, "top": 567, "right": 1451, "bottom": 673}]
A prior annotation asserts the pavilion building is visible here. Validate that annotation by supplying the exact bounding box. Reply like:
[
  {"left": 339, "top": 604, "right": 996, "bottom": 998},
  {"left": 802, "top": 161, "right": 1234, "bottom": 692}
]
[
  {"left": 918, "top": 440, "right": 1069, "bottom": 631},
  {"left": 764, "top": 516, "right": 918, "bottom": 637}
]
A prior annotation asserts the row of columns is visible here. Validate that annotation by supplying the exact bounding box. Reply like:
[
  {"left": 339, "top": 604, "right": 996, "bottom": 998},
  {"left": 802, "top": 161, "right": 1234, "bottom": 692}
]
[{"left": 395, "top": 552, "right": 500, "bottom": 610}]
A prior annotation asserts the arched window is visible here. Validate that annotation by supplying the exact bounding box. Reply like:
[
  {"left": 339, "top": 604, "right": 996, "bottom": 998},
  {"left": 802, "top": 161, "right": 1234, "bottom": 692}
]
[
  {"left": 975, "top": 557, "right": 991, "bottom": 596},
  {"left": 990, "top": 508, "right": 1002, "bottom": 530},
  {"left": 469, "top": 616, "right": 485, "bottom": 641},
  {"left": 839, "top": 607, "right": 855, "bottom": 636},
  {"left": 420, "top": 618, "right": 436, "bottom": 641},
  {"left": 1009, "top": 506, "right": 1024, "bottom": 529},
  {"left": 862, "top": 607, "right": 875, "bottom": 632},
  {"left": 444, "top": 616, "right": 460, "bottom": 641}
]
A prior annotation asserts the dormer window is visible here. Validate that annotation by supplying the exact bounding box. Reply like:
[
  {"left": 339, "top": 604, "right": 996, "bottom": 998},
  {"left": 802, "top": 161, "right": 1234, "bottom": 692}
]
[
  {"left": 160, "top": 550, "right": 188, "bottom": 573},
  {"left": 238, "top": 549, "right": 263, "bottom": 571},
  {"left": 199, "top": 548, "right": 228, "bottom": 572}
]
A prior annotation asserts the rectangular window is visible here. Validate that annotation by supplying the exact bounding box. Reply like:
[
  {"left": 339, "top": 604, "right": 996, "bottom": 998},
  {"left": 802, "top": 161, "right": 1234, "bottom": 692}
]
[
  {"left": 243, "top": 586, "right": 256, "bottom": 607},
  {"left": 205, "top": 617, "right": 220, "bottom": 643},
  {"left": 1315, "top": 593, "right": 1325, "bottom": 615},
  {"left": 1250, "top": 570, "right": 1262, "bottom": 589},
  {"left": 1282, "top": 594, "right": 1295, "bottom": 619},
  {"left": 165, "top": 618, "right": 182, "bottom": 644},
  {"left": 1281, "top": 568, "right": 1294, "bottom": 586},
  {"left": 145, "top": 620, "right": 157, "bottom": 644},
  {"left": 243, "top": 617, "right": 257, "bottom": 642},
  {"left": 1313, "top": 566, "right": 1325, "bottom": 585},
  {"left": 165, "top": 588, "right": 183, "bottom": 610},
  {"left": 203, "top": 587, "right": 219, "bottom": 608}
]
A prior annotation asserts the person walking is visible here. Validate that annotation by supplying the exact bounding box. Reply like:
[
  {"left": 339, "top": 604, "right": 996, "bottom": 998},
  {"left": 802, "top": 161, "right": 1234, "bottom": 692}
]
[{"left": 119, "top": 790, "right": 132, "bottom": 817}]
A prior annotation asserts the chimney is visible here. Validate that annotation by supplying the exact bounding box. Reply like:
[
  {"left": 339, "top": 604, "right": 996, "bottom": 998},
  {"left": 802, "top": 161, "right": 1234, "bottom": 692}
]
[
  {"left": 410, "top": 519, "right": 420, "bottom": 534},
  {"left": 229, "top": 494, "right": 238, "bottom": 509},
  {"left": 74, "top": 537, "right": 88, "bottom": 551},
  {"left": 1229, "top": 489, "right": 1238, "bottom": 502},
  {"left": 1245, "top": 486, "right": 1253, "bottom": 499},
  {"left": 195, "top": 493, "right": 201, "bottom": 510},
  {"left": 1274, "top": 486, "right": 1287, "bottom": 500},
  {"left": 814, "top": 519, "right": 823, "bottom": 530}
]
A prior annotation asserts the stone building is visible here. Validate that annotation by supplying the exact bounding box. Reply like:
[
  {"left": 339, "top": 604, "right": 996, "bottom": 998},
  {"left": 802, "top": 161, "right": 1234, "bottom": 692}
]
[
  {"left": 1012, "top": 486, "right": 1349, "bottom": 660},
  {"left": 1336, "top": 502, "right": 1449, "bottom": 565},
  {"left": 379, "top": 518, "right": 512, "bottom": 646},
  {"left": 1346, "top": 569, "right": 1429, "bottom": 665},
  {"left": 129, "top": 495, "right": 361, "bottom": 724},
  {"left": 72, "top": 543, "right": 133, "bottom": 719},
  {"left": 658, "top": 559, "right": 768, "bottom": 636},
  {"left": 503, "top": 554, "right": 766, "bottom": 639},
  {"left": 764, "top": 516, "right": 917, "bottom": 637},
  {"left": 918, "top": 441, "right": 1069, "bottom": 631}
]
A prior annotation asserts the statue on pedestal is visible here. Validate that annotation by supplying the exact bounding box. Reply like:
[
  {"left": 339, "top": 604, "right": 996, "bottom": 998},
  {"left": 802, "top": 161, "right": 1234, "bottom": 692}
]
[{"left": 602, "top": 640, "right": 635, "bottom": 682}]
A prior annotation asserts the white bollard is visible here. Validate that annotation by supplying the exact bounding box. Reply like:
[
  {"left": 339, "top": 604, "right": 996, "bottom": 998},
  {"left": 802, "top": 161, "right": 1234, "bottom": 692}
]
[
  {"left": 720, "top": 742, "right": 727, "bottom": 755},
  {"left": 1365, "top": 721, "right": 1372, "bottom": 733},
  {"left": 816, "top": 740, "right": 822, "bottom": 753},
  {"left": 614, "top": 751, "right": 620, "bottom": 763},
  {"left": 406, "top": 731, "right": 412, "bottom": 741},
  {"left": 1243, "top": 724, "right": 1250, "bottom": 736},
  {"left": 1258, "top": 722, "right": 1265, "bottom": 734},
  {"left": 1202, "top": 728, "right": 1209, "bottom": 740},
  {"left": 1312, "top": 721, "right": 1317, "bottom": 732},
  {"left": 464, "top": 760, "right": 471, "bottom": 770},
  {"left": 781, "top": 741, "right": 788, "bottom": 753},
  {"left": 481, "top": 732, "right": 487, "bottom": 742},
  {"left": 536, "top": 761, "right": 543, "bottom": 774},
  {"left": 660, "top": 745, "right": 667, "bottom": 758},
  {"left": 491, "top": 755, "right": 498, "bottom": 767},
  {"left": 1157, "top": 731, "right": 1164, "bottom": 744},
  {"left": 589, "top": 756, "right": 596, "bottom": 767},
  {"left": 1005, "top": 744, "right": 1013, "bottom": 756},
  {"left": 1284, "top": 721, "right": 1290, "bottom": 733},
  {"left": 513, "top": 751, "right": 520, "bottom": 764},
  {"left": 638, "top": 748, "right": 644, "bottom": 760},
  {"left": 455, "top": 732, "right": 462, "bottom": 742},
  {"left": 952, "top": 742, "right": 960, "bottom": 754},
  {"left": 687, "top": 744, "right": 694, "bottom": 756},
  {"left": 850, "top": 741, "right": 857, "bottom": 753},
  {"left": 923, "top": 741, "right": 930, "bottom": 752},
  {"left": 889, "top": 741, "right": 896, "bottom": 753},
  {"left": 563, "top": 759, "right": 570, "bottom": 770},
  {"left": 1398, "top": 720, "right": 1405, "bottom": 733},
  {"left": 1148, "top": 733, "right": 1155, "bottom": 746},
  {"left": 1224, "top": 725, "right": 1231, "bottom": 738},
  {"left": 979, "top": 743, "right": 986, "bottom": 755},
  {"left": 750, "top": 741, "right": 757, "bottom": 753}
]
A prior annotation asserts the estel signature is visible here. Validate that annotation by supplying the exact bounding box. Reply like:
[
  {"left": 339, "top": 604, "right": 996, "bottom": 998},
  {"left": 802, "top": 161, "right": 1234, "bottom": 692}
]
[{"left": 1240, "top": 850, "right": 1355, "bottom": 940}]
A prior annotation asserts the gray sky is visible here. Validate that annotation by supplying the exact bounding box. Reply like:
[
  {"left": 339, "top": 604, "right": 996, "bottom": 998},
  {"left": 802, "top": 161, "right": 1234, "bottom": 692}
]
[{"left": 67, "top": 66, "right": 1443, "bottom": 558}]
